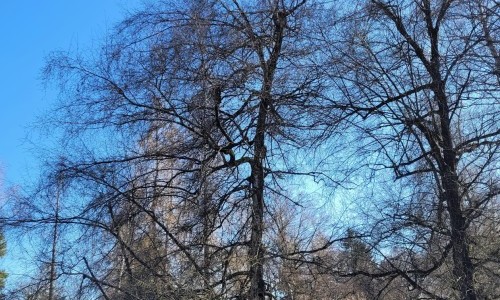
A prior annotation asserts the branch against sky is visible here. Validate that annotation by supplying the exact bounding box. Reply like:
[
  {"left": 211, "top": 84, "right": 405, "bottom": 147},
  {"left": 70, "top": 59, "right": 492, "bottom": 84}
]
[
  {"left": 12, "top": 1, "right": 340, "bottom": 299},
  {"left": 2, "top": 1, "right": 498, "bottom": 299},
  {"left": 319, "top": 0, "right": 499, "bottom": 298}
]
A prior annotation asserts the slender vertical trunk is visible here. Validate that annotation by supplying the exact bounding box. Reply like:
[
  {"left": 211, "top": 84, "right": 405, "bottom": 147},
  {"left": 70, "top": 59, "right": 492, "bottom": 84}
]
[
  {"left": 248, "top": 74, "right": 271, "bottom": 298},
  {"left": 202, "top": 179, "right": 212, "bottom": 295},
  {"left": 248, "top": 112, "right": 267, "bottom": 299},
  {"left": 247, "top": 9, "right": 286, "bottom": 299},
  {"left": 48, "top": 182, "right": 60, "bottom": 300}
]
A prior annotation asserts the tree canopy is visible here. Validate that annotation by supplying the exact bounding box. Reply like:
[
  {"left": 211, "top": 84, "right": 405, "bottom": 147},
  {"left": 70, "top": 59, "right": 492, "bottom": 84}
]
[{"left": 3, "top": 1, "right": 499, "bottom": 299}]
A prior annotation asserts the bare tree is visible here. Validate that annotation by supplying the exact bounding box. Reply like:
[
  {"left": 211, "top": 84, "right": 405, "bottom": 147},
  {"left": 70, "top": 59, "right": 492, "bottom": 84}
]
[
  {"left": 7, "top": 1, "right": 498, "bottom": 299},
  {"left": 26, "top": 1, "right": 335, "bottom": 299},
  {"left": 321, "top": 0, "right": 499, "bottom": 298}
]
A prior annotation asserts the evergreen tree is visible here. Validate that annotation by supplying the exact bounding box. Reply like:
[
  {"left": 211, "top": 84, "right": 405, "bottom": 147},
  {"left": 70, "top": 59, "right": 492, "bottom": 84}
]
[{"left": 0, "top": 231, "right": 7, "bottom": 292}]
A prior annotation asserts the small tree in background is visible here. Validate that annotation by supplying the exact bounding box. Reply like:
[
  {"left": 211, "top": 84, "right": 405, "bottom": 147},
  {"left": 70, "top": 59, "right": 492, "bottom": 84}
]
[{"left": 0, "top": 232, "right": 6, "bottom": 293}]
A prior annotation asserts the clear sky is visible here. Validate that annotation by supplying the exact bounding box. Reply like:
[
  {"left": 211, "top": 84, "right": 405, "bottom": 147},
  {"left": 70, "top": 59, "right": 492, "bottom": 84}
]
[
  {"left": 0, "top": 0, "right": 141, "bottom": 187},
  {"left": 0, "top": 0, "right": 141, "bottom": 288}
]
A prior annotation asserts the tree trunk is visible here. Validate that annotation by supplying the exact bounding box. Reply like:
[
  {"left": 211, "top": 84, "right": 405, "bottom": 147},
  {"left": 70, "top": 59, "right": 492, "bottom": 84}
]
[
  {"left": 435, "top": 85, "right": 477, "bottom": 300},
  {"left": 247, "top": 9, "right": 286, "bottom": 299},
  {"left": 48, "top": 181, "right": 61, "bottom": 300},
  {"left": 248, "top": 96, "right": 269, "bottom": 300},
  {"left": 443, "top": 172, "right": 476, "bottom": 300}
]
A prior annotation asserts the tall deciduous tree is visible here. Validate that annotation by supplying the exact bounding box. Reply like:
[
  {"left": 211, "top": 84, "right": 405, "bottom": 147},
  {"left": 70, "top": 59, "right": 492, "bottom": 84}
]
[
  {"left": 322, "top": 0, "right": 499, "bottom": 298},
  {"left": 36, "top": 1, "right": 332, "bottom": 299}
]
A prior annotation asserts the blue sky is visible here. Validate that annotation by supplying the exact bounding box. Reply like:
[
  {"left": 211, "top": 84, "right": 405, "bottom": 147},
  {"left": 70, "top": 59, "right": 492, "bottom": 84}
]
[
  {"left": 0, "top": 0, "right": 141, "bottom": 288},
  {"left": 0, "top": 1, "right": 140, "bottom": 186}
]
